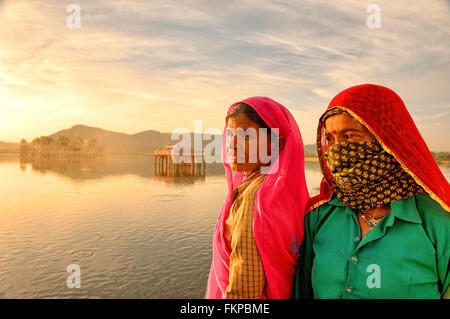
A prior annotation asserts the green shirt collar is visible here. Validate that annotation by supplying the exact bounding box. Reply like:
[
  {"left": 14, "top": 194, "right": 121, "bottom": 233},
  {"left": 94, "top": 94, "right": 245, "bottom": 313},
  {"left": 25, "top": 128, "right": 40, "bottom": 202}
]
[
  {"left": 329, "top": 193, "right": 422, "bottom": 224},
  {"left": 390, "top": 195, "right": 422, "bottom": 224},
  {"left": 328, "top": 194, "right": 345, "bottom": 207}
]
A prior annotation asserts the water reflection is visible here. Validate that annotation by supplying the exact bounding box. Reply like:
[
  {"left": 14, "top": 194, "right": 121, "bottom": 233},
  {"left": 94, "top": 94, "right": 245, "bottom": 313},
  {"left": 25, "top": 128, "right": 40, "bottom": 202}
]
[
  {"left": 18, "top": 153, "right": 227, "bottom": 182},
  {"left": 20, "top": 154, "right": 106, "bottom": 176},
  {"left": 1, "top": 153, "right": 447, "bottom": 298},
  {"left": 20, "top": 152, "right": 449, "bottom": 197},
  {"left": 154, "top": 153, "right": 206, "bottom": 185},
  {"left": 17, "top": 152, "right": 325, "bottom": 193}
]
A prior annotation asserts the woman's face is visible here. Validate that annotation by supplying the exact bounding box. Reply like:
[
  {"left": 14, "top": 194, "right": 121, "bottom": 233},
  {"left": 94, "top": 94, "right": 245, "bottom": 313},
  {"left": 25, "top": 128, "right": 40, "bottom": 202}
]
[
  {"left": 324, "top": 113, "right": 375, "bottom": 146},
  {"left": 226, "top": 113, "right": 273, "bottom": 173}
]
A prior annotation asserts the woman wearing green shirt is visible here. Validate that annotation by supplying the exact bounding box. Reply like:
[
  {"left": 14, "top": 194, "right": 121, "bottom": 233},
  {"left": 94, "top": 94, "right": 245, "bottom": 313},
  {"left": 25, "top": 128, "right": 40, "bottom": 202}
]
[{"left": 295, "top": 84, "right": 450, "bottom": 299}]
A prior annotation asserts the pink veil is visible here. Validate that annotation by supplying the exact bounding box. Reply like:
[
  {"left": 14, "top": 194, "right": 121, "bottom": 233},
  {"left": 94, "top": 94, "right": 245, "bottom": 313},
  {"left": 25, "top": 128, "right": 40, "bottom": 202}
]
[{"left": 206, "top": 96, "right": 310, "bottom": 299}]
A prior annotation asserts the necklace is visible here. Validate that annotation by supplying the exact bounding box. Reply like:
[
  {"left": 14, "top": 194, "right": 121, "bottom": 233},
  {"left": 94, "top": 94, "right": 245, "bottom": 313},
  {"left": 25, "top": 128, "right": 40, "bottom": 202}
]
[{"left": 359, "top": 210, "right": 386, "bottom": 229}]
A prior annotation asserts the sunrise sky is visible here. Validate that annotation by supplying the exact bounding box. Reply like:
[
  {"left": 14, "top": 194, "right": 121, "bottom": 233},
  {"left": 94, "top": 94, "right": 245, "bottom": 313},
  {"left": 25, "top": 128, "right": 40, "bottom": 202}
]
[{"left": 0, "top": 0, "right": 449, "bottom": 150}]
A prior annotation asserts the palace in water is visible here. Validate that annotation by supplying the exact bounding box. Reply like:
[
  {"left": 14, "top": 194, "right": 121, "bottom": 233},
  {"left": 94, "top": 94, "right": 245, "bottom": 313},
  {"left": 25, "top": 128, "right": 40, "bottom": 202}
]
[{"left": 20, "top": 136, "right": 104, "bottom": 161}]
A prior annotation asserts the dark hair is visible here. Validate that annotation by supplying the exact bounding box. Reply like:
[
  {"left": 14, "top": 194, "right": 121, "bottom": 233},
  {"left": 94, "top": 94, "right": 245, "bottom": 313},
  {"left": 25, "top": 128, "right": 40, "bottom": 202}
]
[{"left": 225, "top": 102, "right": 271, "bottom": 133}]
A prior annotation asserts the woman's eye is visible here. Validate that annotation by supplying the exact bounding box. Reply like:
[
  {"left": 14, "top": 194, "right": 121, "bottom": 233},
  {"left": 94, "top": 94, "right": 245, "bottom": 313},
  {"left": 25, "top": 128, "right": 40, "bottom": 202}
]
[{"left": 326, "top": 136, "right": 333, "bottom": 142}]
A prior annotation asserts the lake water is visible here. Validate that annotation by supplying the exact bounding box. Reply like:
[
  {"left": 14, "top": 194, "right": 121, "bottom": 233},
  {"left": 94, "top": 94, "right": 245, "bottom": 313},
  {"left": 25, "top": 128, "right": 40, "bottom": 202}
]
[{"left": 0, "top": 154, "right": 448, "bottom": 298}]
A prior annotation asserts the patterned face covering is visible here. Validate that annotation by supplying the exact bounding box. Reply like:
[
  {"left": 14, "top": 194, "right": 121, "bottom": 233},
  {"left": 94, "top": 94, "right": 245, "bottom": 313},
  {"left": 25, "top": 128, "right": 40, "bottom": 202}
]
[{"left": 324, "top": 140, "right": 423, "bottom": 210}]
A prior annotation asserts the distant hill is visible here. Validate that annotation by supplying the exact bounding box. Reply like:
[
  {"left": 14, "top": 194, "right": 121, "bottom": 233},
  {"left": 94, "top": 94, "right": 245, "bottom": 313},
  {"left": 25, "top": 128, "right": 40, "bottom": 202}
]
[
  {"left": 47, "top": 124, "right": 319, "bottom": 155},
  {"left": 0, "top": 125, "right": 344, "bottom": 157},
  {"left": 48, "top": 124, "right": 174, "bottom": 154},
  {"left": 0, "top": 125, "right": 319, "bottom": 156}
]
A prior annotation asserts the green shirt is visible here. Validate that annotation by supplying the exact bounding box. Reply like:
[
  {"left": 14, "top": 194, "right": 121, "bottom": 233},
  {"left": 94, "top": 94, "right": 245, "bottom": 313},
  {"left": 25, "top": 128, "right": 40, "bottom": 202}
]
[{"left": 295, "top": 193, "right": 450, "bottom": 299}]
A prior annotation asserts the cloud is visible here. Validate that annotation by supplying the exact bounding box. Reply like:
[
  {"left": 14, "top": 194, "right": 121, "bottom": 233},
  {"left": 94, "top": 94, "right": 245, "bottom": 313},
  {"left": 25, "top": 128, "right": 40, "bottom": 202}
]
[
  {"left": 415, "top": 108, "right": 450, "bottom": 122},
  {"left": 0, "top": 0, "right": 449, "bottom": 150}
]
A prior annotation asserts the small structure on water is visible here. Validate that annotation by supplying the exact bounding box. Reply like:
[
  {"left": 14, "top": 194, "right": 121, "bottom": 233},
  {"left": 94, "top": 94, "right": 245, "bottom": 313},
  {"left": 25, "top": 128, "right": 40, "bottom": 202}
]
[{"left": 154, "top": 145, "right": 206, "bottom": 178}]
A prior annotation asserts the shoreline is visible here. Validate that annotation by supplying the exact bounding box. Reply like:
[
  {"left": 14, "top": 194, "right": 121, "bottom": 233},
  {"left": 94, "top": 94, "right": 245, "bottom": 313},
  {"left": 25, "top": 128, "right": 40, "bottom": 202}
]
[{"left": 1, "top": 151, "right": 448, "bottom": 165}]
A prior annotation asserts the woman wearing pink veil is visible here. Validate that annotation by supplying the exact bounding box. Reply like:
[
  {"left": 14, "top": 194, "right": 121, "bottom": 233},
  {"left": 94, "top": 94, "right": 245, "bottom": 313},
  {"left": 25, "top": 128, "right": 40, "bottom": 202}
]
[{"left": 206, "top": 97, "right": 310, "bottom": 299}]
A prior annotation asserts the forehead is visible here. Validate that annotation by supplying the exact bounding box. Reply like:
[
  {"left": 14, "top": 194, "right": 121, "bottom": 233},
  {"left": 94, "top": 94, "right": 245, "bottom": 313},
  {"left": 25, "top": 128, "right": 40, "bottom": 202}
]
[
  {"left": 324, "top": 113, "right": 366, "bottom": 132},
  {"left": 227, "top": 113, "right": 260, "bottom": 128}
]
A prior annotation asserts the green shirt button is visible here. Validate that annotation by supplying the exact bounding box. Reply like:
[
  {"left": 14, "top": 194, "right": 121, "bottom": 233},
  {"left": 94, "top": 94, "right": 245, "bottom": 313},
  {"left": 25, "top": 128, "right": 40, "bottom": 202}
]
[
  {"left": 345, "top": 286, "right": 353, "bottom": 293},
  {"left": 351, "top": 256, "right": 358, "bottom": 263}
]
